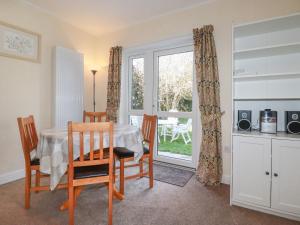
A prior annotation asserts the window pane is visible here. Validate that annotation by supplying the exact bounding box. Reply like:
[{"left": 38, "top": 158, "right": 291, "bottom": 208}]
[
  {"left": 157, "top": 117, "right": 192, "bottom": 161},
  {"left": 131, "top": 58, "right": 144, "bottom": 110},
  {"left": 158, "top": 52, "right": 193, "bottom": 112}
]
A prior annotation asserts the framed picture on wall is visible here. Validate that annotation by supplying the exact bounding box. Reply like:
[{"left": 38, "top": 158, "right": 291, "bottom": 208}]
[{"left": 0, "top": 21, "right": 41, "bottom": 63}]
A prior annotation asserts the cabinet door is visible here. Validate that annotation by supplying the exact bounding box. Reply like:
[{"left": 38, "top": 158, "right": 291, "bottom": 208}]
[
  {"left": 233, "top": 136, "right": 271, "bottom": 207},
  {"left": 272, "top": 139, "right": 300, "bottom": 214}
]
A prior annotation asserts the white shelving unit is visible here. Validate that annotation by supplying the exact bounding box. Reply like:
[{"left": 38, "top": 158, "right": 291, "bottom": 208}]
[
  {"left": 233, "top": 13, "right": 300, "bottom": 106},
  {"left": 231, "top": 14, "right": 300, "bottom": 222}
]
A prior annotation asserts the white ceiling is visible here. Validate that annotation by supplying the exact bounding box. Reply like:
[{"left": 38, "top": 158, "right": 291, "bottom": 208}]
[{"left": 23, "top": 0, "right": 212, "bottom": 36}]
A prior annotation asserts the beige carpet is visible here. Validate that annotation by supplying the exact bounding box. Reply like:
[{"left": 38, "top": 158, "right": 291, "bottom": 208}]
[{"left": 0, "top": 173, "right": 299, "bottom": 225}]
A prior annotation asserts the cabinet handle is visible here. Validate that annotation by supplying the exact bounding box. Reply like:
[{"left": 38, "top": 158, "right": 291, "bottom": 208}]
[
  {"left": 265, "top": 171, "right": 270, "bottom": 175},
  {"left": 274, "top": 173, "right": 278, "bottom": 177}
]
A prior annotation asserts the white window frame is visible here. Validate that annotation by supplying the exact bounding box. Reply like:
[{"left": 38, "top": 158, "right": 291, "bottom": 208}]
[{"left": 120, "top": 35, "right": 201, "bottom": 168}]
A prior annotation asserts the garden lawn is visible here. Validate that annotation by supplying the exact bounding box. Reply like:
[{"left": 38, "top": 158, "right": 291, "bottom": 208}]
[{"left": 158, "top": 132, "right": 192, "bottom": 156}]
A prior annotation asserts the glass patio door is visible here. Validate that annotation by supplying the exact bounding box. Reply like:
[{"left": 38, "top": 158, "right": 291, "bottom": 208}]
[
  {"left": 125, "top": 40, "right": 199, "bottom": 168},
  {"left": 153, "top": 46, "right": 197, "bottom": 168}
]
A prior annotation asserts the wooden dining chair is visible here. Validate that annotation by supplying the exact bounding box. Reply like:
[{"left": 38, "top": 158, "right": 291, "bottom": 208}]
[
  {"left": 17, "top": 115, "right": 66, "bottom": 209},
  {"left": 68, "top": 121, "right": 114, "bottom": 225},
  {"left": 114, "top": 114, "right": 157, "bottom": 195},
  {"left": 83, "top": 110, "right": 107, "bottom": 122},
  {"left": 83, "top": 111, "right": 108, "bottom": 159}
]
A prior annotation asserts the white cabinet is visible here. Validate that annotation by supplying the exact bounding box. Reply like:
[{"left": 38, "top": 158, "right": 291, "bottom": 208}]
[
  {"left": 232, "top": 135, "right": 300, "bottom": 220},
  {"left": 233, "top": 136, "right": 271, "bottom": 207},
  {"left": 272, "top": 139, "right": 300, "bottom": 214},
  {"left": 232, "top": 13, "right": 300, "bottom": 222}
]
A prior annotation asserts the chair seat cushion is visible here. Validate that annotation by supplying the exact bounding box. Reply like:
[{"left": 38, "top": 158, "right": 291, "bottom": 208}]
[
  {"left": 114, "top": 147, "right": 134, "bottom": 159},
  {"left": 143, "top": 146, "right": 150, "bottom": 155},
  {"left": 74, "top": 164, "right": 109, "bottom": 179},
  {"left": 30, "top": 158, "right": 40, "bottom": 166}
]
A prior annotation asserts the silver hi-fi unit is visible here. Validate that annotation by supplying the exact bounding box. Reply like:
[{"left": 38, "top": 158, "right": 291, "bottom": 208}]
[
  {"left": 286, "top": 111, "right": 300, "bottom": 134},
  {"left": 260, "top": 109, "right": 277, "bottom": 134},
  {"left": 237, "top": 110, "right": 252, "bottom": 131}
]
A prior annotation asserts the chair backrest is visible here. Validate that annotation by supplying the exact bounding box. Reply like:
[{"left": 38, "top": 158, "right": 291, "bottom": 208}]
[
  {"left": 68, "top": 121, "right": 114, "bottom": 177},
  {"left": 186, "top": 118, "right": 192, "bottom": 129},
  {"left": 141, "top": 114, "right": 157, "bottom": 153},
  {"left": 83, "top": 111, "right": 107, "bottom": 122},
  {"left": 17, "top": 115, "right": 38, "bottom": 166}
]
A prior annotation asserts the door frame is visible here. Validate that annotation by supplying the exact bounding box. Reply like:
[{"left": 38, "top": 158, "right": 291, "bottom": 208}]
[{"left": 120, "top": 35, "right": 201, "bottom": 168}]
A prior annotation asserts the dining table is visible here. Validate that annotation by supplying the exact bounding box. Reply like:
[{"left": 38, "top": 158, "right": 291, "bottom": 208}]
[{"left": 36, "top": 123, "right": 144, "bottom": 209}]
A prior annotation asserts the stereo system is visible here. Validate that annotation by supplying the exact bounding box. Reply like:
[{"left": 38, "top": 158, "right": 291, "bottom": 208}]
[
  {"left": 236, "top": 110, "right": 300, "bottom": 135},
  {"left": 260, "top": 109, "right": 277, "bottom": 134},
  {"left": 237, "top": 110, "right": 252, "bottom": 131},
  {"left": 286, "top": 111, "right": 300, "bottom": 134}
]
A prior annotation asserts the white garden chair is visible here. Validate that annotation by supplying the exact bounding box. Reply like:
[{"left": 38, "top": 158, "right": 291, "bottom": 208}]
[
  {"left": 158, "top": 117, "right": 178, "bottom": 142},
  {"left": 170, "top": 119, "right": 192, "bottom": 144}
]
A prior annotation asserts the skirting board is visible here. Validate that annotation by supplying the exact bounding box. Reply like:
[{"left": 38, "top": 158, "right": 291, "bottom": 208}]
[
  {"left": 232, "top": 200, "right": 300, "bottom": 222},
  {"left": 222, "top": 175, "right": 230, "bottom": 185},
  {"left": 0, "top": 169, "right": 25, "bottom": 186}
]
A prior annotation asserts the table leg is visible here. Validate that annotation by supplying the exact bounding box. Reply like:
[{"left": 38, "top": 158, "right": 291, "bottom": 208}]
[
  {"left": 113, "top": 185, "right": 124, "bottom": 200},
  {"left": 105, "top": 183, "right": 124, "bottom": 200},
  {"left": 60, "top": 186, "right": 83, "bottom": 211},
  {"left": 59, "top": 184, "right": 124, "bottom": 211}
]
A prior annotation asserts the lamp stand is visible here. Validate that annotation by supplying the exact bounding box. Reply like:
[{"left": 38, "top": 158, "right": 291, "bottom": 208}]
[{"left": 91, "top": 70, "right": 97, "bottom": 112}]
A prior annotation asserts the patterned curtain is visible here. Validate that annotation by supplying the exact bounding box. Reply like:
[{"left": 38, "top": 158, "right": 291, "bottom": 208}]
[
  {"left": 106, "top": 46, "right": 122, "bottom": 123},
  {"left": 193, "top": 25, "right": 223, "bottom": 185}
]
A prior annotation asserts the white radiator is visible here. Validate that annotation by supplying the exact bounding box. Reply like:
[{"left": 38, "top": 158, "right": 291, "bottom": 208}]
[{"left": 53, "top": 47, "right": 84, "bottom": 129}]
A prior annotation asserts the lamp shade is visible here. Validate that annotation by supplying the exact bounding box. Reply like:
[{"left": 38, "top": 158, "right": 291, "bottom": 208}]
[{"left": 91, "top": 69, "right": 97, "bottom": 75}]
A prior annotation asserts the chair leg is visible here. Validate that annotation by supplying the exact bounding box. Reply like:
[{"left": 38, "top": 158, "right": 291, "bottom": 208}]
[
  {"left": 24, "top": 169, "right": 31, "bottom": 209},
  {"left": 139, "top": 158, "right": 144, "bottom": 178},
  {"left": 108, "top": 181, "right": 113, "bottom": 225},
  {"left": 68, "top": 186, "right": 75, "bottom": 225},
  {"left": 113, "top": 157, "right": 116, "bottom": 184},
  {"left": 35, "top": 170, "right": 41, "bottom": 193},
  {"left": 119, "top": 159, "right": 125, "bottom": 195},
  {"left": 149, "top": 157, "right": 154, "bottom": 188}
]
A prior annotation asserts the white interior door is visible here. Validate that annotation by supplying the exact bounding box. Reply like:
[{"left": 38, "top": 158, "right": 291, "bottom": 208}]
[
  {"left": 232, "top": 136, "right": 271, "bottom": 207},
  {"left": 272, "top": 139, "right": 300, "bottom": 214},
  {"left": 53, "top": 46, "right": 84, "bottom": 129}
]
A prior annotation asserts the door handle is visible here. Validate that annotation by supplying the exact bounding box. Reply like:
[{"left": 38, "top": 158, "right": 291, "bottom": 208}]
[
  {"left": 265, "top": 171, "right": 270, "bottom": 175},
  {"left": 274, "top": 173, "right": 278, "bottom": 177}
]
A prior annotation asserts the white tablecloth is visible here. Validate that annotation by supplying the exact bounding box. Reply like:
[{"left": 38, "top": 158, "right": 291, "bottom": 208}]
[{"left": 37, "top": 124, "right": 143, "bottom": 190}]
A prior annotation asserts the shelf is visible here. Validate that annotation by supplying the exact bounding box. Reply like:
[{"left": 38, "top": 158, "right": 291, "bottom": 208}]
[
  {"left": 232, "top": 129, "right": 300, "bottom": 141},
  {"left": 233, "top": 72, "right": 300, "bottom": 81},
  {"left": 234, "top": 14, "right": 300, "bottom": 38},
  {"left": 233, "top": 98, "right": 300, "bottom": 101},
  {"left": 234, "top": 42, "right": 300, "bottom": 59},
  {"left": 232, "top": 15, "right": 300, "bottom": 140}
]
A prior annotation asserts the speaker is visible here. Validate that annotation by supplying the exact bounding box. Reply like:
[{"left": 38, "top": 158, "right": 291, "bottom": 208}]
[
  {"left": 237, "top": 110, "right": 252, "bottom": 131},
  {"left": 286, "top": 111, "right": 300, "bottom": 134}
]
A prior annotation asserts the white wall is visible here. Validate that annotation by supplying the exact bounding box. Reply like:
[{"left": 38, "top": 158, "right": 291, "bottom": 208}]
[
  {"left": 0, "top": 0, "right": 299, "bottom": 184},
  {"left": 94, "top": 0, "right": 300, "bottom": 182},
  {"left": 0, "top": 0, "right": 97, "bottom": 179}
]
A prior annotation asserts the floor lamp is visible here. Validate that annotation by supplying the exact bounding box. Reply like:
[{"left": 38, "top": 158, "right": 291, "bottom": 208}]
[{"left": 91, "top": 70, "right": 97, "bottom": 112}]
